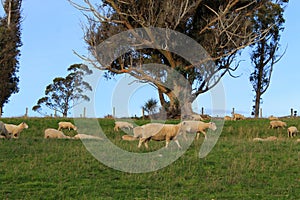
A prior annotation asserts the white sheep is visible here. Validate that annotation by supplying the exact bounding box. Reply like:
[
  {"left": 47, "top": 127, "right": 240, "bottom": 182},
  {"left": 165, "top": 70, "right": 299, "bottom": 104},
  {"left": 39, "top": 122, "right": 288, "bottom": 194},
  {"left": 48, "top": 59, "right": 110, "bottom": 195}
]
[
  {"left": 122, "top": 135, "right": 139, "bottom": 141},
  {"left": 0, "top": 121, "right": 10, "bottom": 139},
  {"left": 269, "top": 120, "right": 287, "bottom": 129},
  {"left": 5, "top": 122, "right": 29, "bottom": 138},
  {"left": 58, "top": 122, "right": 77, "bottom": 131},
  {"left": 253, "top": 136, "right": 277, "bottom": 142},
  {"left": 224, "top": 116, "right": 232, "bottom": 121},
  {"left": 44, "top": 128, "right": 71, "bottom": 139},
  {"left": 233, "top": 113, "right": 245, "bottom": 121},
  {"left": 114, "top": 121, "right": 134, "bottom": 131},
  {"left": 180, "top": 121, "right": 217, "bottom": 140},
  {"left": 73, "top": 134, "right": 103, "bottom": 140},
  {"left": 133, "top": 126, "right": 143, "bottom": 138},
  {"left": 287, "top": 126, "right": 298, "bottom": 138},
  {"left": 138, "top": 123, "right": 182, "bottom": 149},
  {"left": 190, "top": 114, "right": 203, "bottom": 121},
  {"left": 268, "top": 116, "right": 279, "bottom": 121}
]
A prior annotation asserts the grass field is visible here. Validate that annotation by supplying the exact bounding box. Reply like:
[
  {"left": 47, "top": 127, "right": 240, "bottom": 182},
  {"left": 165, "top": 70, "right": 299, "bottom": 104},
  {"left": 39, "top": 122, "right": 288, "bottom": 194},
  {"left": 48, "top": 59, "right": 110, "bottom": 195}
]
[{"left": 0, "top": 117, "right": 299, "bottom": 199}]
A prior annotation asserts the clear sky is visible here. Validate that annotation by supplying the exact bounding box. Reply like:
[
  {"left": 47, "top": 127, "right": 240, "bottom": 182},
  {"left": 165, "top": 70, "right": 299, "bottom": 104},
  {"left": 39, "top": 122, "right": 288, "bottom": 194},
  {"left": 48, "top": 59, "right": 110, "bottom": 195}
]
[{"left": 0, "top": 0, "right": 299, "bottom": 118}]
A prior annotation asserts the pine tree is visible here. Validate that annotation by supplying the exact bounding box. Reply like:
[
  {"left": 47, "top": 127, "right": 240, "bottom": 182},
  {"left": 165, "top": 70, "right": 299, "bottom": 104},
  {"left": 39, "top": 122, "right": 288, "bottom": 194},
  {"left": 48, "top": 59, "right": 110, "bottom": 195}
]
[{"left": 0, "top": 0, "right": 22, "bottom": 115}]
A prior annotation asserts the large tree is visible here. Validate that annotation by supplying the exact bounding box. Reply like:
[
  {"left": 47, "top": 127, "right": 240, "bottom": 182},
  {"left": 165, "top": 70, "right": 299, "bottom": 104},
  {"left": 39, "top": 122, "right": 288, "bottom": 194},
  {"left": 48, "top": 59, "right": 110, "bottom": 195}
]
[
  {"left": 32, "top": 64, "right": 92, "bottom": 117},
  {"left": 0, "top": 0, "right": 22, "bottom": 115},
  {"left": 70, "top": 0, "right": 273, "bottom": 117},
  {"left": 249, "top": 0, "right": 287, "bottom": 118}
]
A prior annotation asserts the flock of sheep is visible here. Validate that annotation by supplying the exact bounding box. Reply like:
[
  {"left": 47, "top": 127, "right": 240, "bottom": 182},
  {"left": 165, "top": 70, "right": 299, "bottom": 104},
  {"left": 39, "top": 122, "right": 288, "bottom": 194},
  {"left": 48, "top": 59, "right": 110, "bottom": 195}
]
[
  {"left": 225, "top": 114, "right": 300, "bottom": 142},
  {"left": 1, "top": 113, "right": 299, "bottom": 147},
  {"left": 118, "top": 120, "right": 217, "bottom": 149}
]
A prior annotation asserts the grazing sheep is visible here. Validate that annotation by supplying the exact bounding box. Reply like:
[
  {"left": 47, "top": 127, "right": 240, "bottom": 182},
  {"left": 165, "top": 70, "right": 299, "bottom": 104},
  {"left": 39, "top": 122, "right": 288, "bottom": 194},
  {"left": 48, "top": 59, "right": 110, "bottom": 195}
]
[
  {"left": 44, "top": 128, "right": 71, "bottom": 139},
  {"left": 180, "top": 121, "right": 217, "bottom": 140},
  {"left": 0, "top": 121, "right": 10, "bottom": 139},
  {"left": 233, "top": 113, "right": 245, "bottom": 121},
  {"left": 268, "top": 116, "right": 279, "bottom": 121},
  {"left": 138, "top": 123, "right": 182, "bottom": 149},
  {"left": 58, "top": 122, "right": 77, "bottom": 131},
  {"left": 133, "top": 126, "right": 143, "bottom": 138},
  {"left": 114, "top": 121, "right": 134, "bottom": 131},
  {"left": 224, "top": 116, "right": 232, "bottom": 121},
  {"left": 73, "top": 134, "right": 103, "bottom": 140},
  {"left": 269, "top": 120, "right": 287, "bottom": 129},
  {"left": 287, "top": 126, "right": 298, "bottom": 138},
  {"left": 122, "top": 135, "right": 139, "bottom": 141},
  {"left": 5, "top": 122, "right": 29, "bottom": 138},
  {"left": 190, "top": 114, "right": 203, "bottom": 121},
  {"left": 253, "top": 136, "right": 278, "bottom": 142}
]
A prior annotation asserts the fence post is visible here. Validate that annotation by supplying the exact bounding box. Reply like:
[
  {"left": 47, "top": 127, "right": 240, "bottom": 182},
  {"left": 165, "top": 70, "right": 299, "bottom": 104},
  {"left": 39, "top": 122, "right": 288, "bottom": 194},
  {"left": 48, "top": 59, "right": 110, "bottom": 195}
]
[
  {"left": 24, "top": 107, "right": 28, "bottom": 118},
  {"left": 142, "top": 107, "right": 145, "bottom": 120},
  {"left": 83, "top": 107, "right": 86, "bottom": 118},
  {"left": 231, "top": 108, "right": 235, "bottom": 116},
  {"left": 201, "top": 107, "right": 204, "bottom": 115},
  {"left": 291, "top": 108, "right": 293, "bottom": 117},
  {"left": 113, "top": 107, "right": 116, "bottom": 118},
  {"left": 259, "top": 108, "right": 262, "bottom": 118}
]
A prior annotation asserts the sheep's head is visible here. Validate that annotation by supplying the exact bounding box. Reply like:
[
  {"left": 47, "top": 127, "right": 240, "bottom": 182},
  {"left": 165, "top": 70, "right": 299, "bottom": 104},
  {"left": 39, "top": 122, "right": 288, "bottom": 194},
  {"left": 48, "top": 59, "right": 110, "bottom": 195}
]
[
  {"left": 209, "top": 122, "right": 217, "bottom": 131},
  {"left": 21, "top": 122, "right": 29, "bottom": 129},
  {"left": 74, "top": 126, "right": 78, "bottom": 131}
]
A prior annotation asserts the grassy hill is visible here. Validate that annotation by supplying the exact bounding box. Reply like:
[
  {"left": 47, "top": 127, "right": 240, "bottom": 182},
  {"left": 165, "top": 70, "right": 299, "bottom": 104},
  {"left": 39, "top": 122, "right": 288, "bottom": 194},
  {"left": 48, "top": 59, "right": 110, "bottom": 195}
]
[{"left": 0, "top": 117, "right": 299, "bottom": 199}]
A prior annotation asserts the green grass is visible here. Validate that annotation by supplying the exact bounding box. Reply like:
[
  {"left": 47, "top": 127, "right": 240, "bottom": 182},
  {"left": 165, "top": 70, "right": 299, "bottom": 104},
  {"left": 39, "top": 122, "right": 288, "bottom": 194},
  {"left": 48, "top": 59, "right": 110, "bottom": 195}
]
[{"left": 0, "top": 117, "right": 299, "bottom": 199}]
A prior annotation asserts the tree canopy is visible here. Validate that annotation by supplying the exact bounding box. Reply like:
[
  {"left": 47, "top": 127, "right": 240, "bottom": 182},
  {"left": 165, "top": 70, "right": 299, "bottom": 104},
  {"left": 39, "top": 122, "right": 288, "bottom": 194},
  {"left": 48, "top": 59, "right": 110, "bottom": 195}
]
[
  {"left": 32, "top": 64, "right": 93, "bottom": 117},
  {"left": 70, "top": 0, "right": 275, "bottom": 116}
]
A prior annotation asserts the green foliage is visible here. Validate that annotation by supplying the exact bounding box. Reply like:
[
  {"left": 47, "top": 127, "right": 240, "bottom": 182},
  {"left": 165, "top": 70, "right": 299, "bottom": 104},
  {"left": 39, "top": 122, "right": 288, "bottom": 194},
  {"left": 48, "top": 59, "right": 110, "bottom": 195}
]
[
  {"left": 0, "top": 0, "right": 22, "bottom": 112},
  {"left": 74, "top": 0, "right": 272, "bottom": 114},
  {"left": 0, "top": 117, "right": 300, "bottom": 199},
  {"left": 249, "top": 0, "right": 287, "bottom": 117},
  {"left": 142, "top": 98, "right": 158, "bottom": 115},
  {"left": 32, "top": 64, "right": 92, "bottom": 117}
]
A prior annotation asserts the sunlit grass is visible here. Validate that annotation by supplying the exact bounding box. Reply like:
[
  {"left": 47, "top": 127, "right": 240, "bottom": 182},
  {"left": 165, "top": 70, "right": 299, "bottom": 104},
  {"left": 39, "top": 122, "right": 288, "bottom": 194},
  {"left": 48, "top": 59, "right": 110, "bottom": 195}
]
[{"left": 0, "top": 117, "right": 299, "bottom": 199}]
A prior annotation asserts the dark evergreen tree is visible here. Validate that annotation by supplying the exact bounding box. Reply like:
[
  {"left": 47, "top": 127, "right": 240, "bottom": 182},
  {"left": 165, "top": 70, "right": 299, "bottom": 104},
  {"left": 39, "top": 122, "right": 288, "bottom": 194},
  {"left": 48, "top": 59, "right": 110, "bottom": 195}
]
[{"left": 0, "top": 0, "right": 22, "bottom": 115}]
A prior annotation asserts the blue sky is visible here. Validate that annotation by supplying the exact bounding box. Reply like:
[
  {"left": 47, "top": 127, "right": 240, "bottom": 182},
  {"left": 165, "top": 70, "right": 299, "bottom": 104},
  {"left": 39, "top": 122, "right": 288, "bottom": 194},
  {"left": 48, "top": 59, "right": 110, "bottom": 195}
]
[{"left": 0, "top": 0, "right": 299, "bottom": 118}]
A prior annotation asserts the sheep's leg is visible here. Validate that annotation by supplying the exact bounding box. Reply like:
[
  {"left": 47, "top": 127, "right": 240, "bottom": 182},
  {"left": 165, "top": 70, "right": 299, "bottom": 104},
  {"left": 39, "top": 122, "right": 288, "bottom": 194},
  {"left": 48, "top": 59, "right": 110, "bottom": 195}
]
[
  {"left": 138, "top": 138, "right": 144, "bottom": 148},
  {"left": 174, "top": 139, "right": 182, "bottom": 149},
  {"left": 165, "top": 137, "right": 170, "bottom": 148},
  {"left": 144, "top": 140, "right": 149, "bottom": 149},
  {"left": 182, "top": 132, "right": 188, "bottom": 141}
]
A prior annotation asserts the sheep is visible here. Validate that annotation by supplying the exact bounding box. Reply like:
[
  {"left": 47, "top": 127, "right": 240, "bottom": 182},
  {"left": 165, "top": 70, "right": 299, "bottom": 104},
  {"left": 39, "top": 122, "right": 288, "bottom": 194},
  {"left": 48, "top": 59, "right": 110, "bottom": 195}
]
[
  {"left": 253, "top": 136, "right": 278, "bottom": 142},
  {"left": 5, "top": 122, "right": 29, "bottom": 138},
  {"left": 287, "top": 126, "right": 298, "bottom": 138},
  {"left": 133, "top": 126, "right": 143, "bottom": 138},
  {"left": 113, "top": 121, "right": 134, "bottom": 132},
  {"left": 269, "top": 120, "right": 287, "bottom": 129},
  {"left": 233, "top": 113, "right": 245, "bottom": 121},
  {"left": 297, "top": 139, "right": 300, "bottom": 143},
  {"left": 122, "top": 135, "right": 139, "bottom": 141},
  {"left": 44, "top": 128, "right": 71, "bottom": 139},
  {"left": 138, "top": 123, "right": 182, "bottom": 149},
  {"left": 224, "top": 116, "right": 232, "bottom": 121},
  {"left": 73, "top": 134, "right": 103, "bottom": 140},
  {"left": 190, "top": 114, "right": 203, "bottom": 121},
  {"left": 268, "top": 116, "right": 279, "bottom": 121},
  {"left": 58, "top": 121, "right": 77, "bottom": 131},
  {"left": 180, "top": 121, "right": 217, "bottom": 140},
  {"left": 0, "top": 121, "right": 10, "bottom": 139}
]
